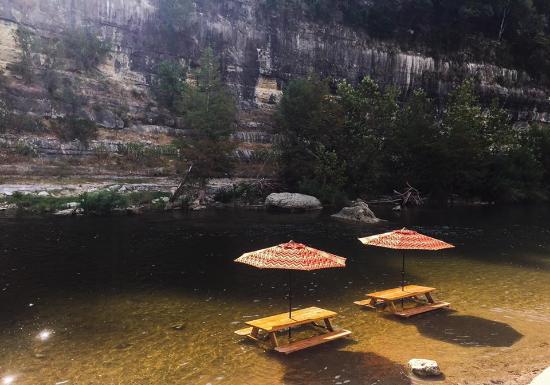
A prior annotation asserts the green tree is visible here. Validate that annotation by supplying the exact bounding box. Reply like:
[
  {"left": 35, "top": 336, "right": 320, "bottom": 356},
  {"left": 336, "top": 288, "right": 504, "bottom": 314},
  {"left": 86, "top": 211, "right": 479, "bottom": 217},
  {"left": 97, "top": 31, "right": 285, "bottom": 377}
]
[
  {"left": 180, "top": 48, "right": 236, "bottom": 140},
  {"left": 152, "top": 60, "right": 187, "bottom": 111},
  {"left": 11, "top": 26, "right": 34, "bottom": 83},
  {"left": 276, "top": 77, "right": 345, "bottom": 196},
  {"left": 62, "top": 28, "right": 111, "bottom": 71},
  {"left": 175, "top": 48, "right": 237, "bottom": 182}
]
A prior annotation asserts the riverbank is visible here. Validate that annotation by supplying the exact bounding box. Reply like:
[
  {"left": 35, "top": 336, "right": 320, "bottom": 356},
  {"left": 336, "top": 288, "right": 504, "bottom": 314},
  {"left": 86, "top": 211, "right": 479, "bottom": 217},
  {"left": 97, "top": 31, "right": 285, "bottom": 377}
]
[{"left": 0, "top": 177, "right": 270, "bottom": 215}]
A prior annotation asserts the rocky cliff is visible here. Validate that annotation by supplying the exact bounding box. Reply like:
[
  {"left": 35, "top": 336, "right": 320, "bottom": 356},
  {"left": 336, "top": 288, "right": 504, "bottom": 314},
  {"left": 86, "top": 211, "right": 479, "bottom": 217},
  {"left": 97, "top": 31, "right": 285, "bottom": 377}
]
[{"left": 0, "top": 0, "right": 549, "bottom": 178}]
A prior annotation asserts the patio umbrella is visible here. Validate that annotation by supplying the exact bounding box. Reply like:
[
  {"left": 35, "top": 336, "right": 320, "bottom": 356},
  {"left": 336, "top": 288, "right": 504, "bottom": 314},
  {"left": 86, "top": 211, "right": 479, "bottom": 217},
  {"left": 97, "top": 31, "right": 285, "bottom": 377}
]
[
  {"left": 358, "top": 228, "right": 454, "bottom": 291},
  {"left": 235, "top": 240, "right": 346, "bottom": 337}
]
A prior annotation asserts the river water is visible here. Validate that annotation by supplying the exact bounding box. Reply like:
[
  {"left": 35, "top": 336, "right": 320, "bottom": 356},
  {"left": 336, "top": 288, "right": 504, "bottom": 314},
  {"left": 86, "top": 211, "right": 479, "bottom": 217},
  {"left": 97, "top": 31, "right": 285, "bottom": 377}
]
[{"left": 0, "top": 206, "right": 549, "bottom": 385}]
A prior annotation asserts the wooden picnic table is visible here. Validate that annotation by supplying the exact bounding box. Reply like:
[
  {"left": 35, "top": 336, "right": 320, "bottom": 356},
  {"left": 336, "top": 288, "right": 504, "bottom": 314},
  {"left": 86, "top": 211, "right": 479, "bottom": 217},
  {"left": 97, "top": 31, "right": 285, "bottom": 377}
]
[
  {"left": 354, "top": 285, "right": 450, "bottom": 318},
  {"left": 234, "top": 306, "right": 351, "bottom": 354}
]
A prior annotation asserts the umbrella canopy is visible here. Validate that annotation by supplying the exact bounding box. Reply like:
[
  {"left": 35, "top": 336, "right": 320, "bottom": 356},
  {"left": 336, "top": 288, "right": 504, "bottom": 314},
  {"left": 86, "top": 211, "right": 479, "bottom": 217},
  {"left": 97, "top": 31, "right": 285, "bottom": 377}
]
[
  {"left": 358, "top": 228, "right": 454, "bottom": 292},
  {"left": 358, "top": 228, "right": 454, "bottom": 250},
  {"left": 235, "top": 240, "right": 346, "bottom": 271},
  {"left": 235, "top": 241, "right": 345, "bottom": 337}
]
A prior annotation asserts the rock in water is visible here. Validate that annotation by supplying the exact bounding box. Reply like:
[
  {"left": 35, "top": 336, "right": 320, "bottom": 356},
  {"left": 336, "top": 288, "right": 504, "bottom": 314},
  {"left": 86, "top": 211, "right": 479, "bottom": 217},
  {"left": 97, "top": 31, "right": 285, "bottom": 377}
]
[
  {"left": 265, "top": 193, "right": 322, "bottom": 211},
  {"left": 331, "top": 200, "right": 381, "bottom": 223},
  {"left": 408, "top": 359, "right": 442, "bottom": 377},
  {"left": 530, "top": 367, "right": 550, "bottom": 385}
]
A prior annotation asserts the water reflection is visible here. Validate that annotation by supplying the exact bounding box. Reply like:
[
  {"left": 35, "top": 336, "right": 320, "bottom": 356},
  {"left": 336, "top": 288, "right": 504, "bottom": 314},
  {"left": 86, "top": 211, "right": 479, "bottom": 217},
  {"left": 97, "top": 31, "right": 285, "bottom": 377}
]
[{"left": 0, "top": 207, "right": 548, "bottom": 384}]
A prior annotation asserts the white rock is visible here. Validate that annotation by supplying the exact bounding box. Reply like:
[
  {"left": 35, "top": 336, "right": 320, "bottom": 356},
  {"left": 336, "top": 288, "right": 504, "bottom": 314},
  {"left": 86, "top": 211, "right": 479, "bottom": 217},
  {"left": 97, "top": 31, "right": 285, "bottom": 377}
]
[
  {"left": 530, "top": 367, "right": 550, "bottom": 385},
  {"left": 265, "top": 193, "right": 322, "bottom": 211},
  {"left": 54, "top": 209, "right": 75, "bottom": 216},
  {"left": 37, "top": 191, "right": 49, "bottom": 197},
  {"left": 408, "top": 359, "right": 441, "bottom": 377},
  {"left": 66, "top": 202, "right": 80, "bottom": 209},
  {"left": 332, "top": 200, "right": 381, "bottom": 223}
]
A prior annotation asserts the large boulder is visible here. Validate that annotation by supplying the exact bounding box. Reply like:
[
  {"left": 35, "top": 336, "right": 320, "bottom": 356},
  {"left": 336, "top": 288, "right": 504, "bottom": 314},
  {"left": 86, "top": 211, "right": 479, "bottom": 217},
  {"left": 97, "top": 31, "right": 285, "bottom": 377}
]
[
  {"left": 408, "top": 359, "right": 442, "bottom": 377},
  {"left": 530, "top": 367, "right": 550, "bottom": 385},
  {"left": 265, "top": 193, "right": 322, "bottom": 211},
  {"left": 331, "top": 200, "right": 381, "bottom": 223}
]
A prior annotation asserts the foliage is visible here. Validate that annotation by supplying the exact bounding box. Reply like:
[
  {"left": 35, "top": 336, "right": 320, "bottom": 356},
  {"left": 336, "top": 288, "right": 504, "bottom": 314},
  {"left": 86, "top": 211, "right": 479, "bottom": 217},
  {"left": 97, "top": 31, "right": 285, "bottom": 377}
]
[
  {"left": 276, "top": 76, "right": 549, "bottom": 204},
  {"left": 62, "top": 28, "right": 111, "bottom": 71},
  {"left": 5, "top": 192, "right": 75, "bottom": 213},
  {"left": 52, "top": 117, "right": 98, "bottom": 146},
  {"left": 0, "top": 99, "right": 9, "bottom": 133},
  {"left": 213, "top": 182, "right": 272, "bottom": 205},
  {"left": 173, "top": 47, "right": 237, "bottom": 181},
  {"left": 179, "top": 47, "right": 236, "bottom": 139},
  {"left": 151, "top": 60, "right": 187, "bottom": 111},
  {"left": 11, "top": 26, "right": 35, "bottom": 83},
  {"left": 79, "top": 191, "right": 128, "bottom": 214}
]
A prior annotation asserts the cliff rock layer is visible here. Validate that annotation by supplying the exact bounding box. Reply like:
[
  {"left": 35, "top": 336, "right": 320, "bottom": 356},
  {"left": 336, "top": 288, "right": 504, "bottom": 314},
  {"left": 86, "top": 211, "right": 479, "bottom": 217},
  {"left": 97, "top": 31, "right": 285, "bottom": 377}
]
[{"left": 0, "top": 0, "right": 549, "bottom": 150}]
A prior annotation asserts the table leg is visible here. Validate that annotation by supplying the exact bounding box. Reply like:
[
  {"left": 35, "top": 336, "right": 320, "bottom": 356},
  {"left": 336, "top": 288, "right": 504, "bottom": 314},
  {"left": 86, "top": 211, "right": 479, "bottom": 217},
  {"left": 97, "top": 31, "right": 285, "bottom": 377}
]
[
  {"left": 389, "top": 301, "right": 398, "bottom": 313},
  {"left": 251, "top": 327, "right": 259, "bottom": 339},
  {"left": 269, "top": 332, "right": 279, "bottom": 348},
  {"left": 323, "top": 318, "right": 334, "bottom": 332},
  {"left": 425, "top": 292, "right": 435, "bottom": 304}
]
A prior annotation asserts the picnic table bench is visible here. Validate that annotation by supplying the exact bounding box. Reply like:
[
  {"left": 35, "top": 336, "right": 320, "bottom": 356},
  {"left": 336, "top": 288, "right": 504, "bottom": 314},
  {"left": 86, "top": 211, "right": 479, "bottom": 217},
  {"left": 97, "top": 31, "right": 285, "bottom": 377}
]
[
  {"left": 354, "top": 285, "right": 450, "bottom": 318},
  {"left": 234, "top": 306, "right": 351, "bottom": 354}
]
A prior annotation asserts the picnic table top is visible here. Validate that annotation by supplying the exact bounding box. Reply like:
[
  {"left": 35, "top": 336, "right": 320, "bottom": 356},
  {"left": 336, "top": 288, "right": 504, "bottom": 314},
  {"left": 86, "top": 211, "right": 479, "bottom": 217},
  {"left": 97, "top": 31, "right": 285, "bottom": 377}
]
[
  {"left": 245, "top": 306, "right": 337, "bottom": 332},
  {"left": 367, "top": 285, "right": 436, "bottom": 301}
]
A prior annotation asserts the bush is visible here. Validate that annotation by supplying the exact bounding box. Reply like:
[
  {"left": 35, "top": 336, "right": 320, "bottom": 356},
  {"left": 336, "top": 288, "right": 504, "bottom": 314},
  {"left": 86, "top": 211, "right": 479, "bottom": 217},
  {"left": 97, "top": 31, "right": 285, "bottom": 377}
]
[
  {"left": 6, "top": 192, "right": 74, "bottom": 213},
  {"left": 79, "top": 191, "right": 128, "bottom": 214},
  {"left": 62, "top": 28, "right": 111, "bottom": 71},
  {"left": 52, "top": 117, "right": 97, "bottom": 146},
  {"left": 14, "top": 141, "right": 37, "bottom": 157}
]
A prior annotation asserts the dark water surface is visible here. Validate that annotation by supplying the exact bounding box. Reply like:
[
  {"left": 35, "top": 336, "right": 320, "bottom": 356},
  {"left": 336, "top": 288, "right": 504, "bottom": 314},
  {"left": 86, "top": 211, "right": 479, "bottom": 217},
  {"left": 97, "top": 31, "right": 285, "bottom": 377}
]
[{"left": 0, "top": 206, "right": 549, "bottom": 385}]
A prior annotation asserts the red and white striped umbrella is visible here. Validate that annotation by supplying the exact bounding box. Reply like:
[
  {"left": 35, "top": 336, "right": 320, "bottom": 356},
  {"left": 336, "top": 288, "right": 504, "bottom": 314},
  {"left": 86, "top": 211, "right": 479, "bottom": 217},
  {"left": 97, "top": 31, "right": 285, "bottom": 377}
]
[
  {"left": 235, "top": 241, "right": 346, "bottom": 327},
  {"left": 235, "top": 241, "right": 346, "bottom": 271},
  {"left": 358, "top": 228, "right": 454, "bottom": 250},
  {"left": 358, "top": 228, "right": 454, "bottom": 290}
]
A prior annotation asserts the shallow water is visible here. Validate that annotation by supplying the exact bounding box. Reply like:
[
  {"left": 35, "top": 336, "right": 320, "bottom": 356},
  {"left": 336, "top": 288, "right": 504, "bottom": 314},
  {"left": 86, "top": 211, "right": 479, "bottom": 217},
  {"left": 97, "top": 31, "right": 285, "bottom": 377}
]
[{"left": 0, "top": 206, "right": 549, "bottom": 385}]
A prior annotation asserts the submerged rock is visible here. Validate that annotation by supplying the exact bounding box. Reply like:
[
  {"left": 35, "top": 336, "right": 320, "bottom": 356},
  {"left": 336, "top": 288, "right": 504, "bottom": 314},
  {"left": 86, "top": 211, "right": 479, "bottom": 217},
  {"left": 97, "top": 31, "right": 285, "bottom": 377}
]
[
  {"left": 530, "top": 367, "right": 550, "bottom": 385},
  {"left": 331, "top": 200, "right": 381, "bottom": 223},
  {"left": 408, "top": 359, "right": 442, "bottom": 377},
  {"left": 265, "top": 193, "right": 322, "bottom": 211}
]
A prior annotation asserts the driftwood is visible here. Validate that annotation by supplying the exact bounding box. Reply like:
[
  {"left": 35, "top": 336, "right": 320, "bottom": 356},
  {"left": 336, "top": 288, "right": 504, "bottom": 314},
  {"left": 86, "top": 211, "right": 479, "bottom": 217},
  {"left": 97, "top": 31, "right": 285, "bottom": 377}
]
[
  {"left": 393, "top": 183, "right": 424, "bottom": 207},
  {"left": 367, "top": 184, "right": 424, "bottom": 207},
  {"left": 168, "top": 163, "right": 193, "bottom": 204}
]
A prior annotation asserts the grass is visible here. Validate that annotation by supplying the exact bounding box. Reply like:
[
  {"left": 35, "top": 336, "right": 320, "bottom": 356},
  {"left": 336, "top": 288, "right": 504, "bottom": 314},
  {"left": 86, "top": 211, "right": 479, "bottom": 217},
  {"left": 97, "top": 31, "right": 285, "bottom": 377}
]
[
  {"left": 1, "top": 190, "right": 174, "bottom": 214},
  {"left": 2, "top": 192, "right": 78, "bottom": 213}
]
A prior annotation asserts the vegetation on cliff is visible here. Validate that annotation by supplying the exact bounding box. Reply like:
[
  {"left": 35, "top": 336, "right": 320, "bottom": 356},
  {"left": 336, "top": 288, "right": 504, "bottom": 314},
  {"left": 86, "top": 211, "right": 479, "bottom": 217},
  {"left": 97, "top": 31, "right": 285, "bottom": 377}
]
[
  {"left": 152, "top": 47, "right": 237, "bottom": 183},
  {"left": 277, "top": 76, "right": 550, "bottom": 204}
]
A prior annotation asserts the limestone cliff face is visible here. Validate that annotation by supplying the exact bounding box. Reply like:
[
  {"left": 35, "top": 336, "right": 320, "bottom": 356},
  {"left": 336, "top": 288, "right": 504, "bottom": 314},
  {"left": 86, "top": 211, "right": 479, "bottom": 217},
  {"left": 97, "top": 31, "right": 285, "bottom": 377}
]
[{"left": 1, "top": 0, "right": 549, "bottom": 128}]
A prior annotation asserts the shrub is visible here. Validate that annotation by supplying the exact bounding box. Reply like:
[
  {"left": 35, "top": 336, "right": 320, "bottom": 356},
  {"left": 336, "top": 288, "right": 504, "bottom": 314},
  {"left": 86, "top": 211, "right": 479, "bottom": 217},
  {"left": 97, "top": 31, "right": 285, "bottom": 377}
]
[
  {"left": 52, "top": 117, "right": 98, "bottom": 146},
  {"left": 14, "top": 142, "right": 37, "bottom": 157},
  {"left": 62, "top": 28, "right": 111, "bottom": 71},
  {"left": 79, "top": 191, "right": 128, "bottom": 214},
  {"left": 151, "top": 60, "right": 187, "bottom": 111},
  {"left": 0, "top": 99, "right": 9, "bottom": 133},
  {"left": 11, "top": 26, "right": 34, "bottom": 83},
  {"left": 7, "top": 192, "right": 74, "bottom": 213}
]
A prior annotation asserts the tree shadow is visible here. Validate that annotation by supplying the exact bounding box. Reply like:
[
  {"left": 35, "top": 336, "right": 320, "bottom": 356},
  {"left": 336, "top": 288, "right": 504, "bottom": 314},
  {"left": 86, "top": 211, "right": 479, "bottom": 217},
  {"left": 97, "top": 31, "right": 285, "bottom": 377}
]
[
  {"left": 279, "top": 345, "right": 413, "bottom": 385},
  {"left": 412, "top": 311, "right": 523, "bottom": 347}
]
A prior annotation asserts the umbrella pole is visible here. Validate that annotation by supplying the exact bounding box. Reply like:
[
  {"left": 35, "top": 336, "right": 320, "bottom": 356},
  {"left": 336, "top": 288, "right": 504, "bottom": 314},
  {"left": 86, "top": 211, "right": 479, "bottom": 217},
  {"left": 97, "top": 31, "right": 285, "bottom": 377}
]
[
  {"left": 288, "top": 270, "right": 292, "bottom": 339},
  {"left": 401, "top": 252, "right": 405, "bottom": 310},
  {"left": 401, "top": 252, "right": 405, "bottom": 290}
]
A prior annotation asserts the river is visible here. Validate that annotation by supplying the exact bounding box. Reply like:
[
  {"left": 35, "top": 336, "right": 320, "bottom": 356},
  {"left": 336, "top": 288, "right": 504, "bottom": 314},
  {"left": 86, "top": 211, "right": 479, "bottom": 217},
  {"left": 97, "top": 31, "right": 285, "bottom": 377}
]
[{"left": 0, "top": 206, "right": 549, "bottom": 384}]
